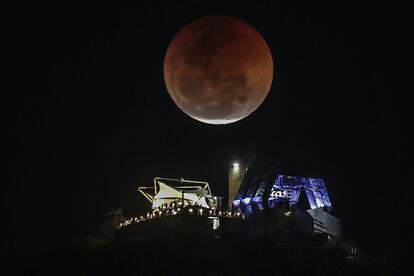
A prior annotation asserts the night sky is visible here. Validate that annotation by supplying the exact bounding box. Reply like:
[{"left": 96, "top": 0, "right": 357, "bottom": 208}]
[{"left": 5, "top": 1, "right": 411, "bottom": 265}]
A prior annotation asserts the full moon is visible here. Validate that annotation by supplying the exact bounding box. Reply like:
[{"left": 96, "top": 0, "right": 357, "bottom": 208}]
[{"left": 163, "top": 16, "right": 274, "bottom": 124}]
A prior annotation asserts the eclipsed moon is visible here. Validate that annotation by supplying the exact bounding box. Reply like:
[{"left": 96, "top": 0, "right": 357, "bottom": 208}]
[{"left": 163, "top": 16, "right": 274, "bottom": 124}]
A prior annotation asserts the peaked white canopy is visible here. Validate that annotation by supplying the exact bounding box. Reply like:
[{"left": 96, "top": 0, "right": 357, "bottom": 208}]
[{"left": 138, "top": 178, "right": 214, "bottom": 209}]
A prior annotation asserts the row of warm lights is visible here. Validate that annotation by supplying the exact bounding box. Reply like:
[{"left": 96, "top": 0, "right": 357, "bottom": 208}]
[{"left": 118, "top": 204, "right": 244, "bottom": 229}]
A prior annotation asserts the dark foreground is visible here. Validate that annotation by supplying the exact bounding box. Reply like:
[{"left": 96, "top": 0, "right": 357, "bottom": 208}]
[{"left": 16, "top": 214, "right": 394, "bottom": 275}]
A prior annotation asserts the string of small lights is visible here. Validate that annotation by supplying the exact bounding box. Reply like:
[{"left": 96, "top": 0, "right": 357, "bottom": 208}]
[{"left": 118, "top": 200, "right": 244, "bottom": 229}]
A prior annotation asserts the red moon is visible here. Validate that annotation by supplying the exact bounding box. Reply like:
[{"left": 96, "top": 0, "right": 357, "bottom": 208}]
[{"left": 163, "top": 16, "right": 274, "bottom": 124}]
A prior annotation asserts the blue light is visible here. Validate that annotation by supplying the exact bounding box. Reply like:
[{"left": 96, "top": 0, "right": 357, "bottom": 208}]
[
  {"left": 252, "top": 196, "right": 262, "bottom": 204},
  {"left": 242, "top": 197, "right": 251, "bottom": 205},
  {"left": 232, "top": 199, "right": 240, "bottom": 208},
  {"left": 242, "top": 204, "right": 253, "bottom": 216}
]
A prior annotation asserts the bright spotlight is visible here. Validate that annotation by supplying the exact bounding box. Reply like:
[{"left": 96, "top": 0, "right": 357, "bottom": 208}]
[{"left": 233, "top": 162, "right": 240, "bottom": 172}]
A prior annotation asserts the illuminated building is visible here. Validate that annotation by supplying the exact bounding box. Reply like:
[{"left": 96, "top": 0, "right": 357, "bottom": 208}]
[
  {"left": 108, "top": 171, "right": 387, "bottom": 275},
  {"left": 117, "top": 177, "right": 241, "bottom": 231},
  {"left": 137, "top": 177, "right": 220, "bottom": 209},
  {"left": 231, "top": 167, "right": 340, "bottom": 237},
  {"left": 228, "top": 162, "right": 247, "bottom": 209}
]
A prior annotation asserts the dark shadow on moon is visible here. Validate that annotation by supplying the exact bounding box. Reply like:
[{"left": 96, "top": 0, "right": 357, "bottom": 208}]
[
  {"left": 182, "top": 19, "right": 238, "bottom": 70},
  {"left": 173, "top": 19, "right": 253, "bottom": 120}
]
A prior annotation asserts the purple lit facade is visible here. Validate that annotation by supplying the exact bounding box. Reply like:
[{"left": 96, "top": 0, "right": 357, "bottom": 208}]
[
  {"left": 267, "top": 175, "right": 332, "bottom": 210},
  {"left": 234, "top": 175, "right": 333, "bottom": 212}
]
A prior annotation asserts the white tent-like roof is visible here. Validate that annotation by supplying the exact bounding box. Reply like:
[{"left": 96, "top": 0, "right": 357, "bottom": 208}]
[
  {"left": 138, "top": 178, "right": 213, "bottom": 209},
  {"left": 152, "top": 182, "right": 210, "bottom": 208}
]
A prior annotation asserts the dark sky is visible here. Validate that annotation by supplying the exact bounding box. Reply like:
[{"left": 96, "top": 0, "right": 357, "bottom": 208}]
[{"left": 5, "top": 1, "right": 411, "bottom": 262}]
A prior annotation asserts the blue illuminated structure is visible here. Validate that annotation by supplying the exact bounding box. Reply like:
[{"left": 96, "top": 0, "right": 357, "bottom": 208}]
[
  {"left": 230, "top": 160, "right": 341, "bottom": 236},
  {"left": 234, "top": 175, "right": 333, "bottom": 212},
  {"left": 267, "top": 175, "right": 332, "bottom": 211}
]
